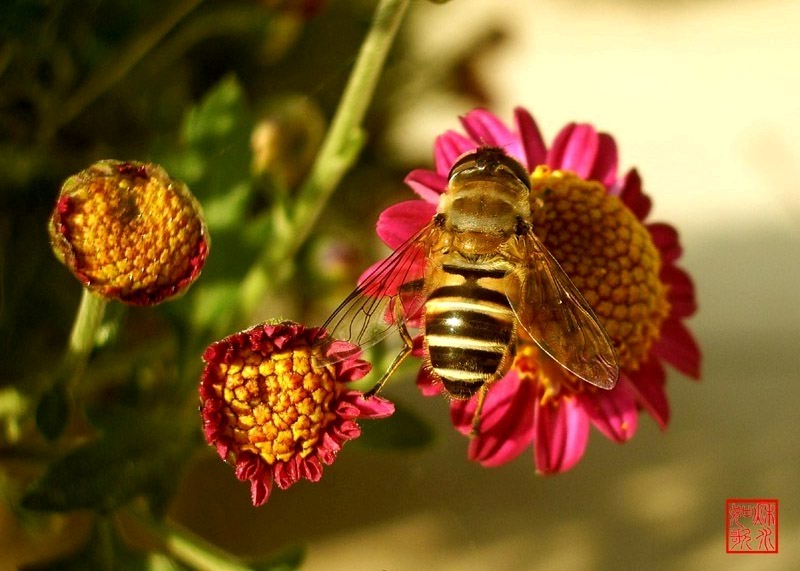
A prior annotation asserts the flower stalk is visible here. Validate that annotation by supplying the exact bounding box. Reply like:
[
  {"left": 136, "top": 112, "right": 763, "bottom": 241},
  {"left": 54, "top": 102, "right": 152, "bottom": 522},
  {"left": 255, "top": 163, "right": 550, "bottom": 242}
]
[
  {"left": 239, "top": 0, "right": 410, "bottom": 318},
  {"left": 62, "top": 289, "right": 108, "bottom": 388},
  {"left": 126, "top": 508, "right": 256, "bottom": 571}
]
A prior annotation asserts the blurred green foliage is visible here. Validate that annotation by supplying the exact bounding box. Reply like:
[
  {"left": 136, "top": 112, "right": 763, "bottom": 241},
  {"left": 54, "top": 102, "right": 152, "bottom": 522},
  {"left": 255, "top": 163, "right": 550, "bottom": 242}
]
[
  {"left": 0, "top": 0, "right": 498, "bottom": 570},
  {"left": 0, "top": 0, "right": 494, "bottom": 567}
]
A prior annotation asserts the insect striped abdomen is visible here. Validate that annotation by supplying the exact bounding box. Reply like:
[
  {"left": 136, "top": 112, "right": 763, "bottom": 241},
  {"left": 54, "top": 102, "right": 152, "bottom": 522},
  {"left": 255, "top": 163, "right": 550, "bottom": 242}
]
[{"left": 424, "top": 265, "right": 516, "bottom": 398}]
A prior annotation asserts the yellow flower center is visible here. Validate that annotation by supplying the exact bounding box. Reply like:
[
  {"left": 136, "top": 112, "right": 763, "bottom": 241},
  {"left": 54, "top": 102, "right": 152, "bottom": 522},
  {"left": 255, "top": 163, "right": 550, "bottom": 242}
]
[
  {"left": 213, "top": 345, "right": 340, "bottom": 465},
  {"left": 528, "top": 166, "right": 670, "bottom": 372},
  {"left": 56, "top": 161, "right": 205, "bottom": 300}
]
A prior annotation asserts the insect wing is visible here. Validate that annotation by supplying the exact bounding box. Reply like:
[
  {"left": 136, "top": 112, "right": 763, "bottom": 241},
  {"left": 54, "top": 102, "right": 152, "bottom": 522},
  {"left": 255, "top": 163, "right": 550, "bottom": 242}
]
[
  {"left": 507, "top": 231, "right": 619, "bottom": 389},
  {"left": 318, "top": 223, "right": 436, "bottom": 364}
]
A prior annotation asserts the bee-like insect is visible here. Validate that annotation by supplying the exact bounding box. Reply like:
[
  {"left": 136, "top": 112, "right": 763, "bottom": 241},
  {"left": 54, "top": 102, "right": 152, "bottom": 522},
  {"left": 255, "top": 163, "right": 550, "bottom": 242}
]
[{"left": 320, "top": 146, "right": 618, "bottom": 431}]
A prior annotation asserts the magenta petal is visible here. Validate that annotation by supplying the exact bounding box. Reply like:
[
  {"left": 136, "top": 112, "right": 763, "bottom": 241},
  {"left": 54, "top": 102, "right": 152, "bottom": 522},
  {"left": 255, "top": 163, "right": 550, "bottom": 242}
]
[
  {"left": 434, "top": 131, "right": 476, "bottom": 175},
  {"left": 249, "top": 470, "right": 273, "bottom": 506},
  {"left": 577, "top": 381, "right": 639, "bottom": 443},
  {"left": 661, "top": 264, "right": 697, "bottom": 318},
  {"left": 334, "top": 399, "right": 361, "bottom": 420},
  {"left": 318, "top": 433, "right": 341, "bottom": 465},
  {"left": 547, "top": 123, "right": 599, "bottom": 179},
  {"left": 589, "top": 133, "right": 619, "bottom": 188},
  {"left": 460, "top": 109, "right": 525, "bottom": 162},
  {"left": 333, "top": 419, "right": 361, "bottom": 441},
  {"left": 237, "top": 457, "right": 273, "bottom": 506},
  {"left": 405, "top": 169, "right": 447, "bottom": 203},
  {"left": 334, "top": 353, "right": 372, "bottom": 383},
  {"left": 534, "top": 396, "right": 590, "bottom": 474},
  {"left": 514, "top": 107, "right": 547, "bottom": 170},
  {"left": 274, "top": 456, "right": 301, "bottom": 490},
  {"left": 461, "top": 374, "right": 537, "bottom": 467},
  {"left": 234, "top": 453, "right": 260, "bottom": 481},
  {"left": 348, "top": 393, "right": 395, "bottom": 419},
  {"left": 615, "top": 169, "right": 652, "bottom": 219},
  {"left": 647, "top": 222, "right": 682, "bottom": 263},
  {"left": 450, "top": 397, "right": 473, "bottom": 436},
  {"left": 652, "top": 318, "right": 702, "bottom": 379},
  {"left": 626, "top": 359, "right": 670, "bottom": 429},
  {"left": 417, "top": 368, "right": 444, "bottom": 397},
  {"left": 460, "top": 109, "right": 513, "bottom": 145},
  {"left": 301, "top": 456, "right": 323, "bottom": 483},
  {"left": 376, "top": 200, "right": 436, "bottom": 248},
  {"left": 212, "top": 439, "right": 229, "bottom": 461}
]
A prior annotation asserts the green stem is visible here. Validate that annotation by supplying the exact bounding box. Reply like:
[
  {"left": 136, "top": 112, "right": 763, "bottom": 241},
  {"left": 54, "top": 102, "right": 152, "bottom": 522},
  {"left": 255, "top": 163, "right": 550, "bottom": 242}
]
[
  {"left": 96, "top": 518, "right": 116, "bottom": 570},
  {"left": 40, "top": 0, "right": 203, "bottom": 141},
  {"left": 238, "top": 0, "right": 410, "bottom": 319},
  {"left": 128, "top": 509, "right": 254, "bottom": 571},
  {"left": 62, "top": 289, "right": 108, "bottom": 386},
  {"left": 34, "top": 289, "right": 106, "bottom": 440}
]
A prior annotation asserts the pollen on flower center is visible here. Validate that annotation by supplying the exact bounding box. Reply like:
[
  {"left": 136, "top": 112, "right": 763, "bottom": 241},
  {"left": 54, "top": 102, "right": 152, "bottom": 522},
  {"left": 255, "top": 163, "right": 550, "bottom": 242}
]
[
  {"left": 213, "top": 346, "right": 339, "bottom": 465},
  {"left": 529, "top": 166, "right": 670, "bottom": 370},
  {"left": 49, "top": 160, "right": 208, "bottom": 305}
]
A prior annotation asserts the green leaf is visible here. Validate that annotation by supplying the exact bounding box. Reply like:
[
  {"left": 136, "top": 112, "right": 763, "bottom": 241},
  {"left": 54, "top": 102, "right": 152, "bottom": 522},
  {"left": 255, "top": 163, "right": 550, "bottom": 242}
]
[
  {"left": 151, "top": 74, "right": 255, "bottom": 234},
  {"left": 22, "top": 407, "right": 192, "bottom": 513},
  {"left": 356, "top": 402, "right": 435, "bottom": 451},
  {"left": 178, "top": 75, "right": 253, "bottom": 210},
  {"left": 20, "top": 520, "right": 150, "bottom": 571},
  {"left": 35, "top": 382, "right": 70, "bottom": 440}
]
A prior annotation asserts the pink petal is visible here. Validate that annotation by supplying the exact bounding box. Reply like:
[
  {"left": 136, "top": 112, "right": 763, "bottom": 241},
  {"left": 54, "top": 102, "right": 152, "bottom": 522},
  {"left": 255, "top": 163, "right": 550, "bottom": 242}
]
[
  {"left": 333, "top": 351, "right": 372, "bottom": 383},
  {"left": 661, "top": 264, "right": 697, "bottom": 318},
  {"left": 533, "top": 396, "right": 590, "bottom": 474},
  {"left": 376, "top": 200, "right": 436, "bottom": 248},
  {"left": 514, "top": 107, "right": 547, "bottom": 170},
  {"left": 301, "top": 456, "right": 323, "bottom": 483},
  {"left": 651, "top": 318, "right": 702, "bottom": 379},
  {"left": 457, "top": 373, "right": 537, "bottom": 467},
  {"left": 333, "top": 419, "right": 361, "bottom": 441},
  {"left": 273, "top": 456, "right": 301, "bottom": 490},
  {"left": 589, "top": 133, "right": 619, "bottom": 188},
  {"left": 334, "top": 399, "right": 362, "bottom": 420},
  {"left": 318, "top": 432, "right": 342, "bottom": 465},
  {"left": 460, "top": 109, "right": 525, "bottom": 162},
  {"left": 577, "top": 380, "right": 639, "bottom": 443},
  {"left": 249, "top": 471, "right": 273, "bottom": 506},
  {"left": 212, "top": 439, "right": 229, "bottom": 461},
  {"left": 615, "top": 169, "right": 652, "bottom": 220},
  {"left": 547, "top": 123, "right": 600, "bottom": 179},
  {"left": 347, "top": 392, "right": 395, "bottom": 419},
  {"left": 234, "top": 453, "right": 260, "bottom": 481},
  {"left": 405, "top": 169, "right": 447, "bottom": 203},
  {"left": 449, "top": 397, "right": 473, "bottom": 436},
  {"left": 235, "top": 456, "right": 273, "bottom": 506},
  {"left": 416, "top": 368, "right": 444, "bottom": 397},
  {"left": 434, "top": 131, "right": 475, "bottom": 176},
  {"left": 648, "top": 222, "right": 682, "bottom": 263},
  {"left": 625, "top": 358, "right": 670, "bottom": 429}
]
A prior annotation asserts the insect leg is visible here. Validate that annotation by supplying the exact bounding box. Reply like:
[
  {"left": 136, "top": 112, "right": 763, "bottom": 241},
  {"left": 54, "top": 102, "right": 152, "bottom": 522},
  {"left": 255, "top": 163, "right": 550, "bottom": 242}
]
[
  {"left": 364, "top": 280, "right": 420, "bottom": 398},
  {"left": 470, "top": 384, "right": 489, "bottom": 437},
  {"left": 364, "top": 321, "right": 414, "bottom": 398}
]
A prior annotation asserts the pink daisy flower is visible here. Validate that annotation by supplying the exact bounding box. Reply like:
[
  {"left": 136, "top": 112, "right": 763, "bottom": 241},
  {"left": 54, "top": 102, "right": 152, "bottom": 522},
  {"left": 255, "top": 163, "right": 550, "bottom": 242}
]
[
  {"left": 375, "top": 108, "right": 700, "bottom": 474},
  {"left": 200, "top": 321, "right": 394, "bottom": 505}
]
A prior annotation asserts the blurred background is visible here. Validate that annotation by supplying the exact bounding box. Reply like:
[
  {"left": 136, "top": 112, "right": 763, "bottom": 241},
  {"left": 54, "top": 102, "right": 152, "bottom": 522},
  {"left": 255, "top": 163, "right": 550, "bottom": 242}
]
[{"left": 2, "top": 0, "right": 798, "bottom": 569}]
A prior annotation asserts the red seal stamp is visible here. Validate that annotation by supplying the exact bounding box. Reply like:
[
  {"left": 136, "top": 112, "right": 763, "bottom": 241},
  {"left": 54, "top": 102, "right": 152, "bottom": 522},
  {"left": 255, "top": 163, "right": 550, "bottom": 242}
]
[{"left": 726, "top": 498, "right": 778, "bottom": 553}]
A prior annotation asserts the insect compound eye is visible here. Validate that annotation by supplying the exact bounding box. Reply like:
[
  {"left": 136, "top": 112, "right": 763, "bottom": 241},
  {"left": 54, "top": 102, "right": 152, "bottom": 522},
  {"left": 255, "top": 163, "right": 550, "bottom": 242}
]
[
  {"left": 447, "top": 147, "right": 531, "bottom": 191},
  {"left": 498, "top": 154, "right": 532, "bottom": 191},
  {"left": 448, "top": 152, "right": 479, "bottom": 180}
]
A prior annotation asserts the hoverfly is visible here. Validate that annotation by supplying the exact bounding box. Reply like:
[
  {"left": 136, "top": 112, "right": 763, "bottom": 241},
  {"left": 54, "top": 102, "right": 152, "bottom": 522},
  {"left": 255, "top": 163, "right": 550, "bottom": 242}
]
[{"left": 319, "top": 146, "right": 618, "bottom": 433}]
